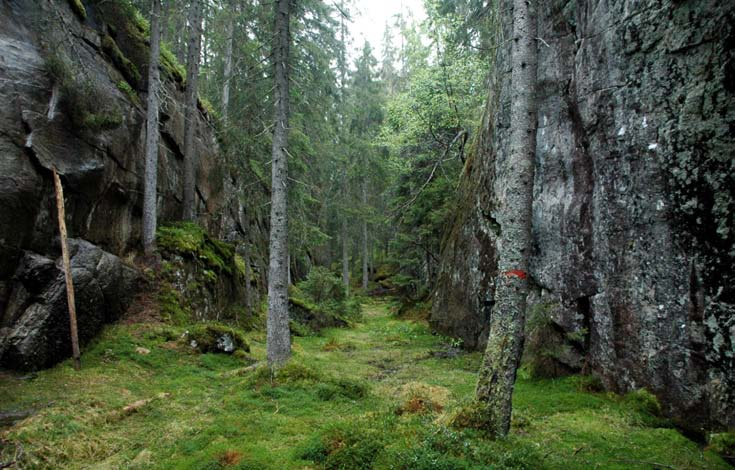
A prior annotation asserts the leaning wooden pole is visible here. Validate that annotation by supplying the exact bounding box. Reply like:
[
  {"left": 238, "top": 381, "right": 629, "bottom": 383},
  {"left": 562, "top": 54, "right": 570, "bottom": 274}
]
[{"left": 53, "top": 169, "right": 81, "bottom": 370}]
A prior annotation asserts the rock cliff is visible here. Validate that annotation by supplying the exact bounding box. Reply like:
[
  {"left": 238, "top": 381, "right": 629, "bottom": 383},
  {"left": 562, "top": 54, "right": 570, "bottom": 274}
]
[
  {"left": 0, "top": 0, "right": 268, "bottom": 370},
  {"left": 432, "top": 0, "right": 734, "bottom": 431}
]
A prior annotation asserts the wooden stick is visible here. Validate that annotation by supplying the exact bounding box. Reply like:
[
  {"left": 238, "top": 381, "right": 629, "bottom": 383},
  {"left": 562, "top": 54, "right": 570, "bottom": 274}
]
[{"left": 53, "top": 169, "right": 81, "bottom": 371}]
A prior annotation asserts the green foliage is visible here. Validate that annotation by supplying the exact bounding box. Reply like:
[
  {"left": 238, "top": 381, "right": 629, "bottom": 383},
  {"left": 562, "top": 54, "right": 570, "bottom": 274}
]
[
  {"left": 187, "top": 324, "right": 250, "bottom": 354},
  {"left": 298, "top": 266, "right": 346, "bottom": 303}
]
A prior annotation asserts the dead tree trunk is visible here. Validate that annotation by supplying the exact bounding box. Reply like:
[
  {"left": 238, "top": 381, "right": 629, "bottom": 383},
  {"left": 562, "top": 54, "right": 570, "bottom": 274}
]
[
  {"left": 142, "top": 0, "right": 163, "bottom": 255},
  {"left": 53, "top": 169, "right": 81, "bottom": 370},
  {"left": 266, "top": 0, "right": 292, "bottom": 368},
  {"left": 475, "top": 0, "right": 538, "bottom": 437},
  {"left": 182, "top": 0, "right": 203, "bottom": 221}
]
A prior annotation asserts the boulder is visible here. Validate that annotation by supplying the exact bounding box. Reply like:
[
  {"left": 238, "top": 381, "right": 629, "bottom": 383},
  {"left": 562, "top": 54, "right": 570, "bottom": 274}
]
[{"left": 0, "top": 240, "right": 138, "bottom": 370}]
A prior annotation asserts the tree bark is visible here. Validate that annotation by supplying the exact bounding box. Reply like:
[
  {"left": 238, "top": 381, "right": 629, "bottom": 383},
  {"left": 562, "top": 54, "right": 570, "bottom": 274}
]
[
  {"left": 361, "top": 179, "right": 369, "bottom": 290},
  {"left": 475, "top": 0, "right": 538, "bottom": 437},
  {"left": 341, "top": 218, "right": 349, "bottom": 294},
  {"left": 244, "top": 241, "right": 252, "bottom": 317},
  {"left": 266, "top": 0, "right": 292, "bottom": 368},
  {"left": 182, "top": 0, "right": 203, "bottom": 221},
  {"left": 221, "top": 4, "right": 235, "bottom": 125},
  {"left": 53, "top": 169, "right": 81, "bottom": 370},
  {"left": 142, "top": 0, "right": 163, "bottom": 255}
]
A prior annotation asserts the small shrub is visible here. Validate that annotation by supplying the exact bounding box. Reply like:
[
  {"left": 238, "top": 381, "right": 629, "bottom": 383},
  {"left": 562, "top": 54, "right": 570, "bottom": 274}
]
[{"left": 299, "top": 267, "right": 345, "bottom": 303}]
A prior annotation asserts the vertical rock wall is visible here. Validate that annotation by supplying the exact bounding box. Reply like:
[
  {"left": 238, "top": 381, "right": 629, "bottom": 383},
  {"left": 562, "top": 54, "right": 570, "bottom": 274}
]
[
  {"left": 0, "top": 0, "right": 269, "bottom": 369},
  {"left": 432, "top": 0, "right": 734, "bottom": 430}
]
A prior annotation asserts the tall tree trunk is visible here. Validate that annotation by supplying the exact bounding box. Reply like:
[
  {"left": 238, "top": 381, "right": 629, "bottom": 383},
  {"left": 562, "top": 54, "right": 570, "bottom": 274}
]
[
  {"left": 361, "top": 179, "right": 368, "bottom": 290},
  {"left": 338, "top": 2, "right": 350, "bottom": 295},
  {"left": 143, "top": 0, "right": 163, "bottom": 255},
  {"left": 475, "top": 0, "right": 538, "bottom": 437},
  {"left": 221, "top": 8, "right": 235, "bottom": 125},
  {"left": 341, "top": 219, "right": 349, "bottom": 294},
  {"left": 182, "top": 0, "right": 203, "bottom": 221},
  {"left": 244, "top": 240, "right": 253, "bottom": 317},
  {"left": 266, "top": 0, "right": 292, "bottom": 368}
]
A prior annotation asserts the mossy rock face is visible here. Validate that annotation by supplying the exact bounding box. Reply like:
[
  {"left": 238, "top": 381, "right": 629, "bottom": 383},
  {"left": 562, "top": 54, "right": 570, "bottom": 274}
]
[
  {"left": 186, "top": 324, "right": 249, "bottom": 354},
  {"left": 157, "top": 223, "right": 236, "bottom": 275},
  {"left": 156, "top": 223, "right": 251, "bottom": 324},
  {"left": 67, "top": 0, "right": 86, "bottom": 20},
  {"left": 101, "top": 35, "right": 141, "bottom": 88}
]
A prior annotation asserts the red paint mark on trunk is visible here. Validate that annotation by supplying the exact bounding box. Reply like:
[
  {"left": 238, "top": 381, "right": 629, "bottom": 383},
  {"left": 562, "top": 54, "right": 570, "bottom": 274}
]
[{"left": 504, "top": 269, "right": 527, "bottom": 280}]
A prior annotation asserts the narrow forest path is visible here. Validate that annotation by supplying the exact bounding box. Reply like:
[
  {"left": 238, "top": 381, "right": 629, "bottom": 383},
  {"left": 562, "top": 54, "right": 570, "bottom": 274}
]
[{"left": 0, "top": 300, "right": 728, "bottom": 469}]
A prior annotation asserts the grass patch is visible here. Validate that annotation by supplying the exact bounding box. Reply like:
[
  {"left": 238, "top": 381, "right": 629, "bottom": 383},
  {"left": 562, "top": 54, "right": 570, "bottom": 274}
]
[{"left": 0, "top": 301, "right": 728, "bottom": 469}]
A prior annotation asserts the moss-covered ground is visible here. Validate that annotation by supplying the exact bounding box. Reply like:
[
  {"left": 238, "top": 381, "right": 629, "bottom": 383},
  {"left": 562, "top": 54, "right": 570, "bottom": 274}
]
[{"left": 0, "top": 301, "right": 728, "bottom": 469}]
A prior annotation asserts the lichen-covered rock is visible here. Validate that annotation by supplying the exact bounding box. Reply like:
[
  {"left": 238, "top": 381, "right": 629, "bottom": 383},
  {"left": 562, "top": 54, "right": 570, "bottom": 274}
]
[
  {"left": 433, "top": 0, "right": 734, "bottom": 430},
  {"left": 0, "top": 240, "right": 138, "bottom": 370}
]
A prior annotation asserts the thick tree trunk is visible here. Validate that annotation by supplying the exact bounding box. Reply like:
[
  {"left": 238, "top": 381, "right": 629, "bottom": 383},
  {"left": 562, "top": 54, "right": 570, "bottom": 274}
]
[
  {"left": 361, "top": 180, "right": 368, "bottom": 290},
  {"left": 475, "top": 0, "right": 538, "bottom": 437},
  {"left": 266, "top": 0, "right": 292, "bottom": 368},
  {"left": 182, "top": 0, "right": 203, "bottom": 221},
  {"left": 142, "top": 0, "right": 163, "bottom": 255},
  {"left": 221, "top": 8, "right": 234, "bottom": 125}
]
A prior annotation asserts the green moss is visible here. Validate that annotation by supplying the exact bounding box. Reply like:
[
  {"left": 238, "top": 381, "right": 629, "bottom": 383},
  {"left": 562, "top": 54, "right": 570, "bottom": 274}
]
[
  {"left": 187, "top": 324, "right": 249, "bottom": 354},
  {"left": 67, "top": 0, "right": 87, "bottom": 20},
  {"left": 116, "top": 80, "right": 139, "bottom": 104},
  {"left": 44, "top": 53, "right": 123, "bottom": 132},
  {"left": 101, "top": 34, "right": 141, "bottom": 87},
  {"left": 82, "top": 111, "right": 123, "bottom": 131},
  {"left": 708, "top": 432, "right": 735, "bottom": 461},
  {"left": 157, "top": 286, "right": 190, "bottom": 325},
  {"left": 199, "top": 96, "right": 219, "bottom": 121},
  {"left": 156, "top": 222, "right": 237, "bottom": 275},
  {"left": 160, "top": 44, "right": 186, "bottom": 84},
  {"left": 0, "top": 302, "right": 729, "bottom": 469}
]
